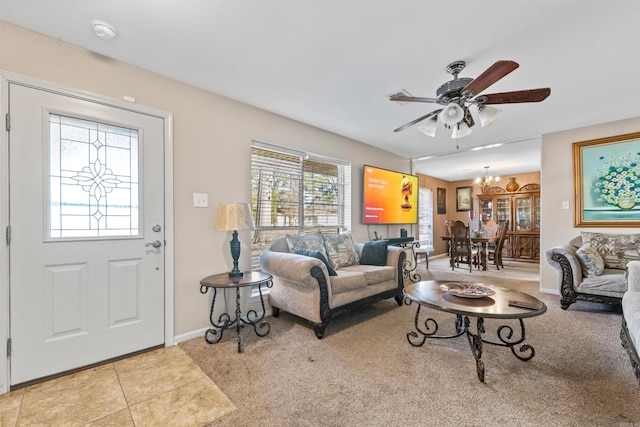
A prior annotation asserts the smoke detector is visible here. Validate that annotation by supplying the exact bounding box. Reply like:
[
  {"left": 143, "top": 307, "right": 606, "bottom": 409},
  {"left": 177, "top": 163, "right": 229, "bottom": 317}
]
[{"left": 92, "top": 20, "right": 117, "bottom": 40}]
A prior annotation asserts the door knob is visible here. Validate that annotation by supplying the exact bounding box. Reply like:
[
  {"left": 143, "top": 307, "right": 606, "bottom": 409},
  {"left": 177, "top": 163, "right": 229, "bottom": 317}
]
[{"left": 145, "top": 240, "right": 162, "bottom": 248}]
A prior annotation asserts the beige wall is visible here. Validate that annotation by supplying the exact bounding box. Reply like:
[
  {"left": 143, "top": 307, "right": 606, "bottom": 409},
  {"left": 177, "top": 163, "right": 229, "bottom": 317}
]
[
  {"left": 418, "top": 171, "right": 541, "bottom": 256},
  {"left": 540, "top": 116, "right": 640, "bottom": 294},
  {"left": 0, "top": 21, "right": 411, "bottom": 337}
]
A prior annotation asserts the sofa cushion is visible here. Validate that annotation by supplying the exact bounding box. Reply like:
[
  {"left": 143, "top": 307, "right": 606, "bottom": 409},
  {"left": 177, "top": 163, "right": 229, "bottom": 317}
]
[
  {"left": 577, "top": 268, "right": 628, "bottom": 297},
  {"left": 569, "top": 235, "right": 582, "bottom": 249},
  {"left": 576, "top": 242, "right": 605, "bottom": 277},
  {"left": 581, "top": 232, "right": 640, "bottom": 270},
  {"left": 340, "top": 264, "right": 395, "bottom": 285},
  {"left": 295, "top": 249, "right": 337, "bottom": 276},
  {"left": 286, "top": 233, "right": 327, "bottom": 256},
  {"left": 359, "top": 240, "right": 389, "bottom": 266},
  {"left": 322, "top": 232, "right": 360, "bottom": 269},
  {"left": 330, "top": 270, "right": 368, "bottom": 294}
]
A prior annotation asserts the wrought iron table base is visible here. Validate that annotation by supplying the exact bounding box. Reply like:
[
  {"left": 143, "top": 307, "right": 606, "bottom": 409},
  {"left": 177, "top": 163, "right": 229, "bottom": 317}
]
[
  {"left": 406, "top": 301, "right": 536, "bottom": 382},
  {"left": 200, "top": 282, "right": 272, "bottom": 353},
  {"left": 396, "top": 241, "right": 421, "bottom": 283}
]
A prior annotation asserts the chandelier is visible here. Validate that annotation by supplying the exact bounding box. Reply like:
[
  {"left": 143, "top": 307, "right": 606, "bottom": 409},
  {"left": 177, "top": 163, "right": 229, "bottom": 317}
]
[{"left": 475, "top": 166, "right": 500, "bottom": 188}]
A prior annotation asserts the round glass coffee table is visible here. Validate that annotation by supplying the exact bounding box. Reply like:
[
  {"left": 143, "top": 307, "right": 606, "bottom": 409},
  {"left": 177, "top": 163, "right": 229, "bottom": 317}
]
[{"left": 403, "top": 280, "right": 547, "bottom": 382}]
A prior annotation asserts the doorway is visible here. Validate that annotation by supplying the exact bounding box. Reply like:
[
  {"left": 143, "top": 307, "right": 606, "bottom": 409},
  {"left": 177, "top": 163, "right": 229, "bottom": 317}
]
[{"left": 1, "top": 74, "right": 174, "bottom": 389}]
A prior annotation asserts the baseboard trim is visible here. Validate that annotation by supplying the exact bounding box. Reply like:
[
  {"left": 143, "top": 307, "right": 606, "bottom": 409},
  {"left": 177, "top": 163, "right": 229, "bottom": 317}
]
[{"left": 174, "top": 327, "right": 209, "bottom": 344}]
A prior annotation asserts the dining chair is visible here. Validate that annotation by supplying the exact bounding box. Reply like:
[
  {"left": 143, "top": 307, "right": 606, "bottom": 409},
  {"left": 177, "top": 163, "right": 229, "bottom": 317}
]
[
  {"left": 488, "top": 219, "right": 509, "bottom": 270},
  {"left": 484, "top": 220, "right": 499, "bottom": 239},
  {"left": 450, "top": 220, "right": 480, "bottom": 272}
]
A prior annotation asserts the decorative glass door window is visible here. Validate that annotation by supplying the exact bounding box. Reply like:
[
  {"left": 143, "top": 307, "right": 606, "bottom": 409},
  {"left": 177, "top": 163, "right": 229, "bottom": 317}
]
[{"left": 49, "top": 114, "right": 140, "bottom": 238}]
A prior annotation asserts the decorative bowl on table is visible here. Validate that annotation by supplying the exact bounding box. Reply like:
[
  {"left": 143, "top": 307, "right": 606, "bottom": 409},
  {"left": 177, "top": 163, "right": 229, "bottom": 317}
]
[{"left": 442, "top": 283, "right": 495, "bottom": 299}]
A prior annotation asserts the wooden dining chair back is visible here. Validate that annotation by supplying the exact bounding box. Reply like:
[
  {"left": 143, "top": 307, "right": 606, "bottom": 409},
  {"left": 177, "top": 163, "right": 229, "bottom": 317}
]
[
  {"left": 489, "top": 220, "right": 510, "bottom": 270},
  {"left": 484, "top": 220, "right": 499, "bottom": 239},
  {"left": 450, "top": 220, "right": 479, "bottom": 272}
]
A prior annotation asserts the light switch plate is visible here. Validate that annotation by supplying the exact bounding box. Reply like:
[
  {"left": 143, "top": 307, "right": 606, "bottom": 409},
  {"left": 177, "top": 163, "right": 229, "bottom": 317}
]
[
  {"left": 193, "top": 193, "right": 208, "bottom": 208},
  {"left": 561, "top": 201, "right": 569, "bottom": 210}
]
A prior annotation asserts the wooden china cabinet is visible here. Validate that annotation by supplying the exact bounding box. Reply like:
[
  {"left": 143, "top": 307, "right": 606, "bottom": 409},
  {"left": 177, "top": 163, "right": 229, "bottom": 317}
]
[{"left": 477, "top": 183, "right": 540, "bottom": 262}]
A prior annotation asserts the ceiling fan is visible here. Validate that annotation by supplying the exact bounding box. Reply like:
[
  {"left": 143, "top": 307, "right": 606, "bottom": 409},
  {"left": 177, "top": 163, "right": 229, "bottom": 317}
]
[{"left": 390, "top": 60, "right": 550, "bottom": 139}]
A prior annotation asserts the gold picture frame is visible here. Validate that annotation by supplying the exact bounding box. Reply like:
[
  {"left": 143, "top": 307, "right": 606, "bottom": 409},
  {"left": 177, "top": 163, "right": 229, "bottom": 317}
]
[{"left": 573, "top": 131, "right": 640, "bottom": 227}]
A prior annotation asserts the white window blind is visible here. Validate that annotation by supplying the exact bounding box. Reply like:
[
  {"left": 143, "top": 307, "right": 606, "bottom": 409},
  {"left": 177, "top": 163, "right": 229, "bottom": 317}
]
[
  {"left": 418, "top": 187, "right": 433, "bottom": 250},
  {"left": 251, "top": 142, "right": 351, "bottom": 269}
]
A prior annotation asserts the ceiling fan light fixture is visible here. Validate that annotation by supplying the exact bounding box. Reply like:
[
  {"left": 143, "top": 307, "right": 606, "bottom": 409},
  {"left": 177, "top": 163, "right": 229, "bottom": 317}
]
[
  {"left": 478, "top": 105, "right": 501, "bottom": 127},
  {"left": 451, "top": 122, "right": 471, "bottom": 139},
  {"left": 417, "top": 116, "right": 438, "bottom": 137},
  {"left": 439, "top": 102, "right": 464, "bottom": 126}
]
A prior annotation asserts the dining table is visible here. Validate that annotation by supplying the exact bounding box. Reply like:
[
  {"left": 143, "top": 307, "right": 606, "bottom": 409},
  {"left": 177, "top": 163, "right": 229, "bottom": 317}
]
[{"left": 441, "top": 235, "right": 496, "bottom": 271}]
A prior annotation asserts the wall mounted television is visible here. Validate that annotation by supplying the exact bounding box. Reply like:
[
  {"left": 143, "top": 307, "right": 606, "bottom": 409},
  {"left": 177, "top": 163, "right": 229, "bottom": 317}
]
[{"left": 362, "top": 165, "right": 418, "bottom": 224}]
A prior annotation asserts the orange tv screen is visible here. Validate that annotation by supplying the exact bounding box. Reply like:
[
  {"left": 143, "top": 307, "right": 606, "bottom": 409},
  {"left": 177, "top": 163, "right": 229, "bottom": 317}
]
[{"left": 362, "top": 165, "right": 418, "bottom": 224}]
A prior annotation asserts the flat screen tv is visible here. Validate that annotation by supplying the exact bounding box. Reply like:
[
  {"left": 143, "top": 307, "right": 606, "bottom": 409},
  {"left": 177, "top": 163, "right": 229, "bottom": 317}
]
[{"left": 362, "top": 165, "right": 418, "bottom": 224}]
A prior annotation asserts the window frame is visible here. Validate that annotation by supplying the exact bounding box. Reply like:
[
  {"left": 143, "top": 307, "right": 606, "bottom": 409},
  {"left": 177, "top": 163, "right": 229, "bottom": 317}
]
[{"left": 250, "top": 141, "right": 351, "bottom": 270}]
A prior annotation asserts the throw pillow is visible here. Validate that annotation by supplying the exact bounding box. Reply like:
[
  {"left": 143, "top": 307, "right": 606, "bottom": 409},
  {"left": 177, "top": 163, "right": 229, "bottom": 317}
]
[
  {"left": 322, "top": 232, "right": 360, "bottom": 269},
  {"left": 286, "top": 233, "right": 327, "bottom": 256},
  {"left": 295, "top": 249, "right": 337, "bottom": 276},
  {"left": 359, "top": 240, "right": 389, "bottom": 266},
  {"left": 576, "top": 242, "right": 605, "bottom": 277},
  {"left": 581, "top": 232, "right": 640, "bottom": 269}
]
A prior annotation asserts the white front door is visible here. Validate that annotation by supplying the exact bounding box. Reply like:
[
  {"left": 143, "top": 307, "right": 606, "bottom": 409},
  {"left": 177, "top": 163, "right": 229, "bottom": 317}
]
[{"left": 9, "top": 83, "right": 165, "bottom": 385}]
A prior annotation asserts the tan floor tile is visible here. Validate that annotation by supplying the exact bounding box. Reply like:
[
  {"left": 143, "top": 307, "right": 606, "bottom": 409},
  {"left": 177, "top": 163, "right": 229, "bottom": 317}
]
[
  {"left": 113, "top": 345, "right": 186, "bottom": 374},
  {"left": 129, "top": 377, "right": 235, "bottom": 427},
  {"left": 0, "top": 388, "right": 23, "bottom": 413},
  {"left": 17, "top": 366, "right": 127, "bottom": 426},
  {"left": 1, "top": 405, "right": 20, "bottom": 427},
  {"left": 118, "top": 353, "right": 207, "bottom": 406},
  {"left": 22, "top": 364, "right": 116, "bottom": 398},
  {"left": 85, "top": 408, "right": 135, "bottom": 427}
]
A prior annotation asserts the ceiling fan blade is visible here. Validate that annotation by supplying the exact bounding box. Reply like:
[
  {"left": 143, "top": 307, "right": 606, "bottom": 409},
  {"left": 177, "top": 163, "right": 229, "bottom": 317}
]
[
  {"left": 393, "top": 109, "right": 441, "bottom": 132},
  {"left": 390, "top": 95, "right": 440, "bottom": 103},
  {"left": 462, "top": 60, "right": 519, "bottom": 97},
  {"left": 480, "top": 88, "right": 551, "bottom": 104}
]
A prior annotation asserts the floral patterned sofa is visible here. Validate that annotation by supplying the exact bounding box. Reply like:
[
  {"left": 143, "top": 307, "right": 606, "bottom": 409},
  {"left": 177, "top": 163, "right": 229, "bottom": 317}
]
[
  {"left": 545, "top": 232, "right": 637, "bottom": 309},
  {"left": 621, "top": 260, "right": 640, "bottom": 384},
  {"left": 259, "top": 232, "right": 406, "bottom": 338}
]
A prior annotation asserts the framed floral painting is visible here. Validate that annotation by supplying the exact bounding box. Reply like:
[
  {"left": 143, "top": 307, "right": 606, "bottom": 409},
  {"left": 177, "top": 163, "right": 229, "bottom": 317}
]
[
  {"left": 573, "top": 131, "right": 640, "bottom": 227},
  {"left": 456, "top": 186, "right": 472, "bottom": 212}
]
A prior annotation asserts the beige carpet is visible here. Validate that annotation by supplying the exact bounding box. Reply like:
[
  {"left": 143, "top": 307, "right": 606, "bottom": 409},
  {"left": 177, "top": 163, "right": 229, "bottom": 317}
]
[{"left": 181, "top": 257, "right": 640, "bottom": 426}]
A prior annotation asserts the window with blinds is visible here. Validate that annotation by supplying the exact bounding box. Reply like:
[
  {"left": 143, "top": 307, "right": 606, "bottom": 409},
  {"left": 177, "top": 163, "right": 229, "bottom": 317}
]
[
  {"left": 418, "top": 187, "right": 434, "bottom": 250},
  {"left": 251, "top": 142, "right": 351, "bottom": 269}
]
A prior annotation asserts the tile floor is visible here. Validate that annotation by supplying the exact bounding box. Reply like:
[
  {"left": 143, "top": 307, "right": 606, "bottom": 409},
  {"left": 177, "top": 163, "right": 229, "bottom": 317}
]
[{"left": 0, "top": 346, "right": 235, "bottom": 426}]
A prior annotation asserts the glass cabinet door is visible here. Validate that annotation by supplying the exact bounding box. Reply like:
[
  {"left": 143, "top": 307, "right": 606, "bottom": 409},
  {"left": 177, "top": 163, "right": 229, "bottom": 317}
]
[
  {"left": 534, "top": 195, "right": 540, "bottom": 231},
  {"left": 496, "top": 197, "right": 510, "bottom": 229},
  {"left": 515, "top": 196, "right": 532, "bottom": 231},
  {"left": 480, "top": 199, "right": 493, "bottom": 222}
]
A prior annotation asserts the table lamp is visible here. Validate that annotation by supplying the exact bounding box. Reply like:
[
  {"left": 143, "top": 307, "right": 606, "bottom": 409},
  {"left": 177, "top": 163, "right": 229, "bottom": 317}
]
[{"left": 215, "top": 202, "right": 256, "bottom": 277}]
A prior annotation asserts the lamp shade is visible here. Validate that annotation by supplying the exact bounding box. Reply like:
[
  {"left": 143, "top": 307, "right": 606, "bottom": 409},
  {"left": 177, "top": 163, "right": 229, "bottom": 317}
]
[
  {"left": 417, "top": 116, "right": 438, "bottom": 137},
  {"left": 478, "top": 105, "right": 501, "bottom": 127},
  {"left": 451, "top": 122, "right": 472, "bottom": 139},
  {"left": 215, "top": 203, "right": 255, "bottom": 231},
  {"left": 439, "top": 102, "right": 464, "bottom": 126}
]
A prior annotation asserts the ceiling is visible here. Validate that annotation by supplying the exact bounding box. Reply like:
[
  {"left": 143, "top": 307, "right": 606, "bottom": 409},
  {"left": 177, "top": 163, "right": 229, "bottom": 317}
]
[{"left": 1, "top": 1, "right": 639, "bottom": 181}]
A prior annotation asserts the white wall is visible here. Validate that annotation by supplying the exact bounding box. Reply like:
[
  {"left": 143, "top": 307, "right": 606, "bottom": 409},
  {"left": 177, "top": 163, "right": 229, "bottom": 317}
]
[
  {"left": 540, "top": 116, "right": 640, "bottom": 294},
  {"left": 0, "top": 21, "right": 411, "bottom": 337}
]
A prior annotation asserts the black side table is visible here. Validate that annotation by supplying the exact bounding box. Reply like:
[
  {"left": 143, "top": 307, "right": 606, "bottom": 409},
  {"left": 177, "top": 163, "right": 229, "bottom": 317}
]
[{"left": 199, "top": 271, "right": 273, "bottom": 353}]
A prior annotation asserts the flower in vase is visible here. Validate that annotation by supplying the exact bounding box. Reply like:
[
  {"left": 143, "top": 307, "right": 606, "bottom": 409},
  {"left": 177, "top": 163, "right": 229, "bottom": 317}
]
[{"left": 592, "top": 152, "right": 640, "bottom": 208}]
